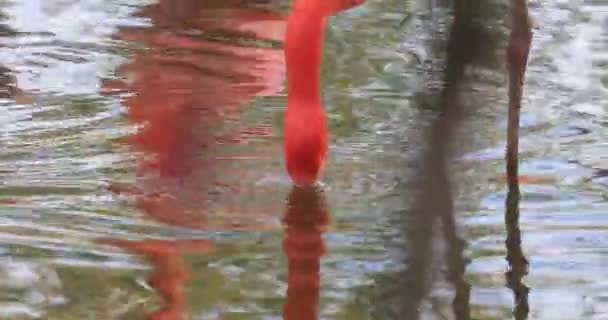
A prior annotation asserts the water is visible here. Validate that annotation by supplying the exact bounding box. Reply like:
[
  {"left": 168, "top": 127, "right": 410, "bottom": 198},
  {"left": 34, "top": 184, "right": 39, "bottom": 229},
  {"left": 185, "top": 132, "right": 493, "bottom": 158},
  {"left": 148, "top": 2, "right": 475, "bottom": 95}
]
[{"left": 0, "top": 0, "right": 606, "bottom": 319}]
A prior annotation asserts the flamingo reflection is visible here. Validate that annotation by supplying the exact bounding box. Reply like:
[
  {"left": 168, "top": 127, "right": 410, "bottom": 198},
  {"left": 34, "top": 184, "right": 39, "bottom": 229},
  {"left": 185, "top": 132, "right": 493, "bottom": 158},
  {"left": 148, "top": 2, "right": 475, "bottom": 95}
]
[
  {"left": 100, "top": 238, "right": 212, "bottom": 320},
  {"left": 103, "top": 0, "right": 285, "bottom": 210},
  {"left": 102, "top": 0, "right": 286, "bottom": 228},
  {"left": 101, "top": 0, "right": 287, "bottom": 319},
  {"left": 282, "top": 185, "right": 329, "bottom": 320}
]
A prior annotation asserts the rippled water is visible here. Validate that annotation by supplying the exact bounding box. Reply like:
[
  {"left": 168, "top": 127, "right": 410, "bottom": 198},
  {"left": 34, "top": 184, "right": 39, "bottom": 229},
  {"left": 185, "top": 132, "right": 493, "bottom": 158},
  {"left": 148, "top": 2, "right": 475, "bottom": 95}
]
[{"left": 0, "top": 0, "right": 606, "bottom": 319}]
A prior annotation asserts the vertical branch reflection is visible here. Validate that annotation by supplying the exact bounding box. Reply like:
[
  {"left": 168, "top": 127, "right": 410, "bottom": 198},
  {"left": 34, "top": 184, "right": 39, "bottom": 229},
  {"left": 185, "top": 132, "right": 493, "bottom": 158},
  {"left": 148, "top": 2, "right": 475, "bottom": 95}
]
[
  {"left": 282, "top": 186, "right": 329, "bottom": 320},
  {"left": 505, "top": 188, "right": 529, "bottom": 320},
  {"left": 504, "top": 0, "right": 533, "bottom": 318}
]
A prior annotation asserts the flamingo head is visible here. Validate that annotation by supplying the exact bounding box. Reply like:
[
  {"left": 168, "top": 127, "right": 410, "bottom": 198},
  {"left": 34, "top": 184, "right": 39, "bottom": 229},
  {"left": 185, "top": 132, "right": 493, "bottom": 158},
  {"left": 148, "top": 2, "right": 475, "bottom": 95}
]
[{"left": 283, "top": 105, "right": 328, "bottom": 186}]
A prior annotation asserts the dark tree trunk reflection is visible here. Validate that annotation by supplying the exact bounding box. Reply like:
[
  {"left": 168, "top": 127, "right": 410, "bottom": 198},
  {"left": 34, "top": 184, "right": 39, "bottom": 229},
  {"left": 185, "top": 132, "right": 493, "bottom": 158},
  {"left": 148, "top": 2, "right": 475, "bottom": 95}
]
[
  {"left": 396, "top": 0, "right": 478, "bottom": 318},
  {"left": 387, "top": 0, "right": 533, "bottom": 318}
]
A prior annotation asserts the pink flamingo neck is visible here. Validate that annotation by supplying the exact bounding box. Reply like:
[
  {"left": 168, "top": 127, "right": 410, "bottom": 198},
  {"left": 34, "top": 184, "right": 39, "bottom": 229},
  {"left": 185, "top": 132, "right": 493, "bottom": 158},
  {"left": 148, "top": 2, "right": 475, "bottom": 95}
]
[
  {"left": 283, "top": 0, "right": 366, "bottom": 186},
  {"left": 284, "top": 4, "right": 326, "bottom": 107}
]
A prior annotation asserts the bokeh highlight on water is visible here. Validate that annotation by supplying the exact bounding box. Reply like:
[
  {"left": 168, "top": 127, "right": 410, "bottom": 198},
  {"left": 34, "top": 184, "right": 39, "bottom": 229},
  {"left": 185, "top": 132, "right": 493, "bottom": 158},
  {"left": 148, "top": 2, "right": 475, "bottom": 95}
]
[{"left": 0, "top": 0, "right": 606, "bottom": 319}]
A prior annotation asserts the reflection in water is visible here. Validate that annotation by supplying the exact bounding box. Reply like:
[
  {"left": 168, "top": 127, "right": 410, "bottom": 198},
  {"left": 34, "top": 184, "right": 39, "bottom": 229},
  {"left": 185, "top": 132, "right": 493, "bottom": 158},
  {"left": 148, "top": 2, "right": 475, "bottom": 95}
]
[
  {"left": 388, "top": 0, "right": 511, "bottom": 318},
  {"left": 101, "top": 0, "right": 287, "bottom": 319},
  {"left": 103, "top": 0, "right": 286, "bottom": 228},
  {"left": 282, "top": 186, "right": 329, "bottom": 320},
  {"left": 0, "top": 11, "right": 14, "bottom": 99},
  {"left": 0, "top": 260, "right": 66, "bottom": 319},
  {"left": 399, "top": 0, "right": 482, "bottom": 318},
  {"left": 504, "top": 0, "right": 532, "bottom": 318},
  {"left": 0, "top": 0, "right": 603, "bottom": 318},
  {"left": 100, "top": 239, "right": 212, "bottom": 320},
  {"left": 0, "top": 11, "right": 29, "bottom": 104},
  {"left": 505, "top": 188, "right": 529, "bottom": 320},
  {"left": 0, "top": 64, "right": 15, "bottom": 100},
  {"left": 0, "top": 11, "right": 12, "bottom": 99}
]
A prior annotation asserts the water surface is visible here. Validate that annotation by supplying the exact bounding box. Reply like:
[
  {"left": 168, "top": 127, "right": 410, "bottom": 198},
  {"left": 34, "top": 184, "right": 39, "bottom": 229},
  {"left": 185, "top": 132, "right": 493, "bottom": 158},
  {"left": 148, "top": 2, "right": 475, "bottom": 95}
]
[{"left": 0, "top": 0, "right": 606, "bottom": 319}]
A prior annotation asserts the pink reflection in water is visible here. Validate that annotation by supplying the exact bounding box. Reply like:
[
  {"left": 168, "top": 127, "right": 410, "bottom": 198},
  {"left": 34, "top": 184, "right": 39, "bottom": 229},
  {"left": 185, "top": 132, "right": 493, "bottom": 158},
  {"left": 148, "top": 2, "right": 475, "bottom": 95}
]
[
  {"left": 282, "top": 186, "right": 329, "bottom": 320},
  {"left": 103, "top": 0, "right": 286, "bottom": 227},
  {"left": 101, "top": 1, "right": 287, "bottom": 319},
  {"left": 100, "top": 238, "right": 212, "bottom": 320}
]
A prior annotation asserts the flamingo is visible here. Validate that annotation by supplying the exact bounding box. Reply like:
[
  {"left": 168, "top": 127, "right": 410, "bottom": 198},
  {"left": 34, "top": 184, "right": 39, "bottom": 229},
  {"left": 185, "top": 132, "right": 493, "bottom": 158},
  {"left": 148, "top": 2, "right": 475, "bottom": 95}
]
[{"left": 283, "top": 0, "right": 365, "bottom": 186}]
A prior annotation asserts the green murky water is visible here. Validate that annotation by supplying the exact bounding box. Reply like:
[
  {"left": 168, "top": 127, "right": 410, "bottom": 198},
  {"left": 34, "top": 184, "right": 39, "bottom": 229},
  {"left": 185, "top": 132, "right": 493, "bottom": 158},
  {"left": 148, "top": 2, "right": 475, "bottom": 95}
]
[{"left": 0, "top": 0, "right": 606, "bottom": 319}]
